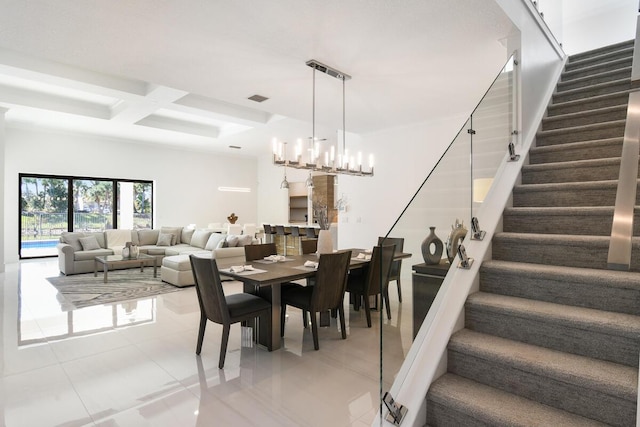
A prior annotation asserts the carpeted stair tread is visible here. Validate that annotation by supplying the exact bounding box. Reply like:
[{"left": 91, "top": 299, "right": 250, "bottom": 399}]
[
  {"left": 541, "top": 104, "right": 627, "bottom": 130},
  {"left": 502, "top": 206, "right": 640, "bottom": 236},
  {"left": 557, "top": 67, "right": 632, "bottom": 92},
  {"left": 536, "top": 119, "right": 626, "bottom": 146},
  {"left": 547, "top": 90, "right": 630, "bottom": 116},
  {"left": 521, "top": 157, "right": 623, "bottom": 184},
  {"left": 447, "top": 330, "right": 638, "bottom": 425},
  {"left": 565, "top": 46, "right": 634, "bottom": 71},
  {"left": 568, "top": 39, "right": 634, "bottom": 63},
  {"left": 480, "top": 260, "right": 640, "bottom": 314},
  {"left": 427, "top": 373, "right": 608, "bottom": 427},
  {"left": 529, "top": 137, "right": 623, "bottom": 163},
  {"left": 560, "top": 57, "right": 633, "bottom": 82},
  {"left": 513, "top": 179, "right": 629, "bottom": 207},
  {"left": 552, "top": 78, "right": 631, "bottom": 104},
  {"left": 465, "top": 292, "right": 640, "bottom": 367}
]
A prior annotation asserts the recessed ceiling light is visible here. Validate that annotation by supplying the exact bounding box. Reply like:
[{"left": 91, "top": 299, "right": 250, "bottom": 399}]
[
  {"left": 229, "top": 145, "right": 241, "bottom": 149},
  {"left": 248, "top": 94, "right": 268, "bottom": 103}
]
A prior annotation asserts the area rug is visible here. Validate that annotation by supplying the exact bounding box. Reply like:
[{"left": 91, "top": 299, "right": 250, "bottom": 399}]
[{"left": 46, "top": 269, "right": 184, "bottom": 310}]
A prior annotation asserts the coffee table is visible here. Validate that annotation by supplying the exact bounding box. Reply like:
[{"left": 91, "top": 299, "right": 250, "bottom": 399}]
[{"left": 94, "top": 254, "right": 158, "bottom": 283}]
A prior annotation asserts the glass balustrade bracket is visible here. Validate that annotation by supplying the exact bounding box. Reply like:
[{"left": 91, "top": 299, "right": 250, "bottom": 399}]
[{"left": 383, "top": 392, "right": 407, "bottom": 425}]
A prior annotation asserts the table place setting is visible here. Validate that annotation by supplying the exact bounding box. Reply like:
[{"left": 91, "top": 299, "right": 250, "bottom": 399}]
[
  {"left": 255, "top": 255, "right": 293, "bottom": 264},
  {"left": 292, "top": 260, "right": 319, "bottom": 271},
  {"left": 354, "top": 252, "right": 372, "bottom": 261},
  {"left": 220, "top": 265, "right": 267, "bottom": 275}
]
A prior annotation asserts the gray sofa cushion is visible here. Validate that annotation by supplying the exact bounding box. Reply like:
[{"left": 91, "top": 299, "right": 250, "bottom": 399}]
[
  {"left": 190, "top": 229, "right": 212, "bottom": 249},
  {"left": 79, "top": 236, "right": 101, "bottom": 251},
  {"left": 75, "top": 248, "right": 113, "bottom": 261},
  {"left": 61, "top": 232, "right": 86, "bottom": 251},
  {"left": 138, "top": 229, "right": 160, "bottom": 245},
  {"left": 156, "top": 233, "right": 173, "bottom": 246},
  {"left": 181, "top": 227, "right": 195, "bottom": 246}
]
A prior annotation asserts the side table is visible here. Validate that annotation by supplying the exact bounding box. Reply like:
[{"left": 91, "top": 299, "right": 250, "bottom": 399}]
[{"left": 412, "top": 260, "right": 450, "bottom": 339}]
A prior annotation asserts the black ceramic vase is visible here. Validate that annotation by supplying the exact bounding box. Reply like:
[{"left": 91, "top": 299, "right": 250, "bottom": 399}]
[{"left": 421, "top": 226, "right": 443, "bottom": 264}]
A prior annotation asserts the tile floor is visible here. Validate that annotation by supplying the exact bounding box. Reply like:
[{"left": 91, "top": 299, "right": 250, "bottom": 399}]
[{"left": 1, "top": 259, "right": 414, "bottom": 427}]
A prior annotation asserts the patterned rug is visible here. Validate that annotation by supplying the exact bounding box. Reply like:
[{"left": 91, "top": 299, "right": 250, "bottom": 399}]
[{"left": 46, "top": 268, "right": 184, "bottom": 310}]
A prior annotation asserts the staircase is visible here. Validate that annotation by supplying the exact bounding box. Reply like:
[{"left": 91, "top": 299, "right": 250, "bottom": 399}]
[{"left": 426, "top": 40, "right": 640, "bottom": 426}]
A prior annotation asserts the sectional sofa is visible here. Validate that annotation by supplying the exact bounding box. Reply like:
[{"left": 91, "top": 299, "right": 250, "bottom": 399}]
[{"left": 56, "top": 226, "right": 253, "bottom": 283}]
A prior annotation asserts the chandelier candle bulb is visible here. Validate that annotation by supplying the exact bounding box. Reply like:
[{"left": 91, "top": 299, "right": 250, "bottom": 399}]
[
  {"left": 357, "top": 152, "right": 362, "bottom": 166},
  {"left": 330, "top": 146, "right": 335, "bottom": 162}
]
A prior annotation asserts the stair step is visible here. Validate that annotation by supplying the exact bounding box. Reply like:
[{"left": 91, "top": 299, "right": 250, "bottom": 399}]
[
  {"left": 427, "top": 373, "right": 608, "bottom": 427},
  {"left": 492, "top": 232, "right": 640, "bottom": 270},
  {"left": 568, "top": 40, "right": 634, "bottom": 63},
  {"left": 548, "top": 90, "right": 630, "bottom": 116},
  {"left": 522, "top": 157, "right": 622, "bottom": 184},
  {"left": 565, "top": 46, "right": 634, "bottom": 72},
  {"left": 513, "top": 179, "right": 628, "bottom": 207},
  {"left": 557, "top": 67, "right": 632, "bottom": 92},
  {"left": 480, "top": 260, "right": 640, "bottom": 315},
  {"left": 465, "top": 294, "right": 640, "bottom": 366},
  {"left": 541, "top": 105, "right": 627, "bottom": 130},
  {"left": 536, "top": 120, "right": 626, "bottom": 146},
  {"left": 503, "top": 206, "right": 621, "bottom": 235},
  {"left": 553, "top": 79, "right": 631, "bottom": 104},
  {"left": 529, "top": 137, "right": 623, "bottom": 164},
  {"left": 561, "top": 56, "right": 633, "bottom": 81},
  {"left": 447, "top": 329, "right": 637, "bottom": 426}
]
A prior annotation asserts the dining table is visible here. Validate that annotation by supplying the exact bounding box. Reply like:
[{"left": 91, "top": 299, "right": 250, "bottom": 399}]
[{"left": 216, "top": 248, "right": 411, "bottom": 351}]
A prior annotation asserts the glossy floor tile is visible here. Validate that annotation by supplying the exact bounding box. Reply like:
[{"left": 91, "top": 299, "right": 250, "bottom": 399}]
[{"left": 0, "top": 259, "right": 415, "bottom": 426}]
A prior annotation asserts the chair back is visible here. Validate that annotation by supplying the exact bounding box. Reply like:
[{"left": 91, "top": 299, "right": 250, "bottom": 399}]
[
  {"left": 378, "top": 236, "right": 404, "bottom": 276},
  {"left": 227, "top": 223, "right": 242, "bottom": 235},
  {"left": 300, "top": 238, "right": 317, "bottom": 254},
  {"left": 208, "top": 222, "right": 222, "bottom": 230},
  {"left": 290, "top": 226, "right": 300, "bottom": 237},
  {"left": 190, "top": 255, "right": 229, "bottom": 324},
  {"left": 305, "top": 227, "right": 317, "bottom": 238},
  {"left": 242, "top": 223, "right": 257, "bottom": 237},
  {"left": 244, "top": 243, "right": 277, "bottom": 261},
  {"left": 365, "top": 245, "right": 395, "bottom": 297},
  {"left": 263, "top": 224, "right": 273, "bottom": 234},
  {"left": 275, "top": 225, "right": 286, "bottom": 236},
  {"left": 312, "top": 251, "right": 352, "bottom": 311}
]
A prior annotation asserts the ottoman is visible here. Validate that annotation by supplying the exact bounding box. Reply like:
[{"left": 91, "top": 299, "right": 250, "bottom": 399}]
[{"left": 161, "top": 254, "right": 205, "bottom": 287}]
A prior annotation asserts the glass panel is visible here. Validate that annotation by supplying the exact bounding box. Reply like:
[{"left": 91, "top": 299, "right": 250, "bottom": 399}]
[
  {"left": 378, "top": 54, "right": 517, "bottom": 421},
  {"left": 118, "top": 181, "right": 153, "bottom": 230},
  {"left": 73, "top": 179, "right": 114, "bottom": 232},
  {"left": 20, "top": 176, "right": 69, "bottom": 258}
]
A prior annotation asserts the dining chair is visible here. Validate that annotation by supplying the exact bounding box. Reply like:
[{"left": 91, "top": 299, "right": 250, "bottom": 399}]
[
  {"left": 280, "top": 250, "right": 352, "bottom": 350},
  {"left": 227, "top": 223, "right": 242, "bottom": 236},
  {"left": 346, "top": 244, "right": 395, "bottom": 327},
  {"left": 378, "top": 236, "right": 405, "bottom": 303},
  {"left": 244, "top": 243, "right": 277, "bottom": 261},
  {"left": 189, "top": 255, "right": 272, "bottom": 368},
  {"left": 300, "top": 238, "right": 317, "bottom": 254},
  {"left": 242, "top": 223, "right": 257, "bottom": 242},
  {"left": 305, "top": 227, "right": 317, "bottom": 238}
]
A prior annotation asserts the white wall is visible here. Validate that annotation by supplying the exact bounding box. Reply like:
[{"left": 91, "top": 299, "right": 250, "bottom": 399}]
[
  {"left": 4, "top": 127, "right": 258, "bottom": 263},
  {"left": 562, "top": 0, "right": 637, "bottom": 55}
]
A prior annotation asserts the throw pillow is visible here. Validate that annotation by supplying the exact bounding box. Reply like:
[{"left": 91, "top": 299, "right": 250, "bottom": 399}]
[
  {"left": 156, "top": 233, "right": 173, "bottom": 246},
  {"left": 190, "top": 229, "right": 213, "bottom": 249},
  {"left": 237, "top": 234, "right": 253, "bottom": 247},
  {"left": 205, "top": 233, "right": 225, "bottom": 251},
  {"left": 160, "top": 226, "right": 182, "bottom": 245},
  {"left": 225, "top": 234, "right": 239, "bottom": 247},
  {"left": 79, "top": 236, "right": 101, "bottom": 251},
  {"left": 61, "top": 232, "right": 86, "bottom": 251},
  {"left": 181, "top": 227, "right": 195, "bottom": 245},
  {"left": 138, "top": 229, "right": 160, "bottom": 246}
]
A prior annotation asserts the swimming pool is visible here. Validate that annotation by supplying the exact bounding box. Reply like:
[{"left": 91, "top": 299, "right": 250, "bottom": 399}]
[{"left": 21, "top": 239, "right": 59, "bottom": 249}]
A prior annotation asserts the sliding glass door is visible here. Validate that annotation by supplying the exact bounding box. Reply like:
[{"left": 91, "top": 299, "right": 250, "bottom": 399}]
[{"left": 19, "top": 174, "right": 153, "bottom": 259}]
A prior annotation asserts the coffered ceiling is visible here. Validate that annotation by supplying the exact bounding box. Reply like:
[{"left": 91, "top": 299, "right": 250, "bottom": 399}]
[{"left": 0, "top": 0, "right": 515, "bottom": 156}]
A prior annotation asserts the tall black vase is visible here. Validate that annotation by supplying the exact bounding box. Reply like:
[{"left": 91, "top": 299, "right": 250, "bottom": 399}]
[{"left": 421, "top": 226, "right": 443, "bottom": 264}]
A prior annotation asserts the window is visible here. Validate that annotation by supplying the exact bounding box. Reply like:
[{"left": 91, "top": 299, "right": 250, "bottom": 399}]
[{"left": 19, "top": 174, "right": 153, "bottom": 259}]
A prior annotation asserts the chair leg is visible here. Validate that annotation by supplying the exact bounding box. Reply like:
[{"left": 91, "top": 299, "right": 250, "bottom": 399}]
[
  {"left": 352, "top": 292, "right": 361, "bottom": 311},
  {"left": 396, "top": 278, "right": 403, "bottom": 303},
  {"left": 196, "top": 314, "right": 207, "bottom": 355},
  {"left": 281, "top": 305, "right": 287, "bottom": 337},
  {"left": 384, "top": 290, "right": 392, "bottom": 320},
  {"left": 363, "top": 294, "right": 372, "bottom": 328},
  {"left": 310, "top": 311, "right": 320, "bottom": 350},
  {"left": 219, "top": 323, "right": 230, "bottom": 369},
  {"left": 338, "top": 306, "right": 347, "bottom": 339},
  {"left": 302, "top": 310, "right": 309, "bottom": 328}
]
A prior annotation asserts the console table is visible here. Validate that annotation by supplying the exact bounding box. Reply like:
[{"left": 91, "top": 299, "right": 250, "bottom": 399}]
[{"left": 412, "top": 260, "right": 449, "bottom": 339}]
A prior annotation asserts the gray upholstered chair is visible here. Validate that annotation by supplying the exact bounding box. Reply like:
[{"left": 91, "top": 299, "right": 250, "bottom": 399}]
[
  {"left": 280, "top": 250, "right": 352, "bottom": 350},
  {"left": 378, "top": 236, "right": 405, "bottom": 302},
  {"left": 190, "top": 255, "right": 272, "bottom": 368}
]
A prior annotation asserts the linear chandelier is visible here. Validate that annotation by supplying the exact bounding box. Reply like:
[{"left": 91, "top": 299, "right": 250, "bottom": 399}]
[{"left": 272, "top": 59, "right": 374, "bottom": 178}]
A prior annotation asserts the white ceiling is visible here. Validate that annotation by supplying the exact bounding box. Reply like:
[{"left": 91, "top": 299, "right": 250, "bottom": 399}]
[{"left": 0, "top": 0, "right": 515, "bottom": 156}]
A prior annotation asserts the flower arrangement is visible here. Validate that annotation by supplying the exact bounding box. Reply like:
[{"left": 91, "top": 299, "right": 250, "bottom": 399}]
[{"left": 227, "top": 212, "right": 238, "bottom": 224}]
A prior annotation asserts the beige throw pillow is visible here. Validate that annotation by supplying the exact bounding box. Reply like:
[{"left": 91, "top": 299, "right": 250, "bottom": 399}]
[
  {"left": 79, "top": 236, "right": 101, "bottom": 251},
  {"left": 156, "top": 233, "right": 173, "bottom": 246}
]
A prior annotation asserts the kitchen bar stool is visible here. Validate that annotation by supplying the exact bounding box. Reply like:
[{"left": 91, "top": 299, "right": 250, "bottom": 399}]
[
  {"left": 275, "top": 225, "right": 291, "bottom": 255},
  {"left": 263, "top": 224, "right": 277, "bottom": 244}
]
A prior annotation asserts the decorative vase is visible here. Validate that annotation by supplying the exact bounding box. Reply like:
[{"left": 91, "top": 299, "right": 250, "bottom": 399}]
[
  {"left": 446, "top": 219, "right": 468, "bottom": 263},
  {"left": 227, "top": 213, "right": 238, "bottom": 224},
  {"left": 129, "top": 244, "right": 139, "bottom": 259},
  {"left": 421, "top": 226, "right": 443, "bottom": 265},
  {"left": 122, "top": 246, "right": 130, "bottom": 259},
  {"left": 316, "top": 229, "right": 333, "bottom": 255}
]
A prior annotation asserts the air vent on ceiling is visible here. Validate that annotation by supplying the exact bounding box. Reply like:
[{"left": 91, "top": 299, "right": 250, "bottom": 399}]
[
  {"left": 248, "top": 94, "right": 269, "bottom": 103},
  {"left": 229, "top": 145, "right": 241, "bottom": 149}
]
